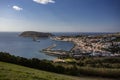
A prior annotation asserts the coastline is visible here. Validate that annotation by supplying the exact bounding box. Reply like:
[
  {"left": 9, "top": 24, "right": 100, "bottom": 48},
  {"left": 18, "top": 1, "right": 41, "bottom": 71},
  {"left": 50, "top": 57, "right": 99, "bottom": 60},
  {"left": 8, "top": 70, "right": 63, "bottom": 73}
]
[
  {"left": 41, "top": 37, "right": 74, "bottom": 58},
  {"left": 46, "top": 33, "right": 120, "bottom": 58}
]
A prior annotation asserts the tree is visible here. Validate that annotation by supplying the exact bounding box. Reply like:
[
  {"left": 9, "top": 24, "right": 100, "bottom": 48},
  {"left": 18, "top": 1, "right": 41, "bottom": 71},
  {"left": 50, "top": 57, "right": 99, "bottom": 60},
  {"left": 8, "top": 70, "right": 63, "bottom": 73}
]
[{"left": 106, "top": 42, "right": 120, "bottom": 54}]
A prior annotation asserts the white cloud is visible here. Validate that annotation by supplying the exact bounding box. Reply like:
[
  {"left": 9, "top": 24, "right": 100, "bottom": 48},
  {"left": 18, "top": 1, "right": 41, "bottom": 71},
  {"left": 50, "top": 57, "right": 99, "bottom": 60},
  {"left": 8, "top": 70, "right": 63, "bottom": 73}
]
[
  {"left": 12, "top": 5, "right": 23, "bottom": 11},
  {"left": 33, "top": 0, "right": 55, "bottom": 4}
]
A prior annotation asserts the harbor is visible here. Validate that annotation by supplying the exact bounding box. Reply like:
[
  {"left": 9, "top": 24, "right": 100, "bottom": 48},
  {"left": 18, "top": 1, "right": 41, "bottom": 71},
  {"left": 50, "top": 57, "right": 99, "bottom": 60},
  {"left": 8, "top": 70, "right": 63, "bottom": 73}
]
[
  {"left": 41, "top": 43, "right": 70, "bottom": 57},
  {"left": 43, "top": 33, "right": 120, "bottom": 59}
]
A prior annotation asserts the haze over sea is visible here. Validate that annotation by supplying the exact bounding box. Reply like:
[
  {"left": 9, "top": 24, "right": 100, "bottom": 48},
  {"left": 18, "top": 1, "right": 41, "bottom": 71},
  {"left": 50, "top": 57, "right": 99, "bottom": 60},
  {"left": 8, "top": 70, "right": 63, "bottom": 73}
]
[{"left": 0, "top": 32, "right": 112, "bottom": 60}]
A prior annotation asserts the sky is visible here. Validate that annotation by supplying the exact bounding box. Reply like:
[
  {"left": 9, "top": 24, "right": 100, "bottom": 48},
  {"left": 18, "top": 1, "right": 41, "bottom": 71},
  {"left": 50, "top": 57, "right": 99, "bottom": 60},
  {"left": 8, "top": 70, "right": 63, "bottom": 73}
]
[{"left": 0, "top": 0, "right": 120, "bottom": 32}]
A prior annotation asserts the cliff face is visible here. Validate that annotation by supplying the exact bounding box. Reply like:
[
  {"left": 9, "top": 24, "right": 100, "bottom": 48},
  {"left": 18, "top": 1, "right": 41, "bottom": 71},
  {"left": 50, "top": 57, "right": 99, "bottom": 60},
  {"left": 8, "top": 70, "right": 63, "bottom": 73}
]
[{"left": 19, "top": 31, "right": 54, "bottom": 38}]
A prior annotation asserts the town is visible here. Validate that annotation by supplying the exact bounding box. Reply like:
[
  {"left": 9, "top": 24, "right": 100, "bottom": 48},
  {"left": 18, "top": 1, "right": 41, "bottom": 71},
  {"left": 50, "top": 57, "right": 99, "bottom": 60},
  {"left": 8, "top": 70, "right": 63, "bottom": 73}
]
[{"left": 42, "top": 32, "right": 120, "bottom": 60}]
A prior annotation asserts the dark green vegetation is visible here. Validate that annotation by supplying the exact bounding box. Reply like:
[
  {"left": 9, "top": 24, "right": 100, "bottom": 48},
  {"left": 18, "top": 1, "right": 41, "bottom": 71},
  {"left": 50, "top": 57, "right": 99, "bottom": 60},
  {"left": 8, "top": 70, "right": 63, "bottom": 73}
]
[
  {"left": 76, "top": 57, "right": 120, "bottom": 68},
  {"left": 0, "top": 61, "right": 78, "bottom": 80},
  {"left": 0, "top": 52, "right": 120, "bottom": 79},
  {"left": 0, "top": 62, "right": 116, "bottom": 80},
  {"left": 112, "top": 37, "right": 120, "bottom": 42},
  {"left": 19, "top": 31, "right": 54, "bottom": 37},
  {"left": 103, "top": 42, "right": 120, "bottom": 54}
]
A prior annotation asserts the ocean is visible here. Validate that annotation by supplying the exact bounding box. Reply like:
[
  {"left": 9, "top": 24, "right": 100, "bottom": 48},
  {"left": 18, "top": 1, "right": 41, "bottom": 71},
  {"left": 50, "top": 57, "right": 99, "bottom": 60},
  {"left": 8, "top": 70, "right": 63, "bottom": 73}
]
[{"left": 0, "top": 32, "right": 74, "bottom": 60}]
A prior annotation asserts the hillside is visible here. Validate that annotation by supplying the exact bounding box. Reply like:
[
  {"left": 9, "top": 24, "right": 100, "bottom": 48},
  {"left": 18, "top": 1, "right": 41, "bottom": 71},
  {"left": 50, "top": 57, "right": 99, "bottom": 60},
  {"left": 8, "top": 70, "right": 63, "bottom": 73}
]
[
  {"left": 0, "top": 61, "right": 116, "bottom": 80},
  {"left": 19, "top": 31, "right": 54, "bottom": 38}
]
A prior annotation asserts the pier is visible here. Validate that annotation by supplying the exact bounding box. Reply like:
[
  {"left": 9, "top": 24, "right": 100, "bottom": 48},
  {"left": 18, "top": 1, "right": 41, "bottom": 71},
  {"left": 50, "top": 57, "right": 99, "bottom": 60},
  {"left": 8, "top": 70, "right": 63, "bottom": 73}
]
[
  {"left": 41, "top": 44, "right": 70, "bottom": 57},
  {"left": 43, "top": 44, "right": 56, "bottom": 50}
]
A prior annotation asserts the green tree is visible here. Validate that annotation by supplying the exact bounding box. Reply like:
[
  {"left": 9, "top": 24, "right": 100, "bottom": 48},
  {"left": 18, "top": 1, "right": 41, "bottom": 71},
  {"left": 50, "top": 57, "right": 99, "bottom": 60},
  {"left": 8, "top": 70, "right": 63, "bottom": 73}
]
[{"left": 106, "top": 42, "right": 120, "bottom": 54}]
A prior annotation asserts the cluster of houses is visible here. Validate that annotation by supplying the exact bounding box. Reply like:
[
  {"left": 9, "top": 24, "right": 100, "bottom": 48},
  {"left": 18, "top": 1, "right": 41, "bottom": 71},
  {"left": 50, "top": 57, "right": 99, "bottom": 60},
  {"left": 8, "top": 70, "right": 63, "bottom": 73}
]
[{"left": 53, "top": 34, "right": 120, "bottom": 59}]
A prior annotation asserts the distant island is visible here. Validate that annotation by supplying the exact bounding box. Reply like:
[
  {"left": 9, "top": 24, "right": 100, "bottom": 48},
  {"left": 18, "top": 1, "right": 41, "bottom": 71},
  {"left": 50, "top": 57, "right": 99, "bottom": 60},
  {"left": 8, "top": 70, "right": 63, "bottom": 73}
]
[{"left": 19, "top": 31, "right": 54, "bottom": 38}]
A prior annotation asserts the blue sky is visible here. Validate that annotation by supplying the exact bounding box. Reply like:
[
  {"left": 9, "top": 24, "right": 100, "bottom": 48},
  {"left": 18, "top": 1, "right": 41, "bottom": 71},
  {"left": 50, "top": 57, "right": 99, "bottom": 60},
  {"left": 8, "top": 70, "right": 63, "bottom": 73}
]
[{"left": 0, "top": 0, "right": 120, "bottom": 32}]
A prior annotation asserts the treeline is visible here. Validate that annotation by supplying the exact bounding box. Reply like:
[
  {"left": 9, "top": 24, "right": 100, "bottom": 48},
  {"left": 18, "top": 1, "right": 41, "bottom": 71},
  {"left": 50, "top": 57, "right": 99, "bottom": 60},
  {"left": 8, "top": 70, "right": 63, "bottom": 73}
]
[
  {"left": 0, "top": 52, "right": 120, "bottom": 78},
  {"left": 76, "top": 57, "right": 120, "bottom": 68},
  {"left": 0, "top": 52, "right": 78, "bottom": 75}
]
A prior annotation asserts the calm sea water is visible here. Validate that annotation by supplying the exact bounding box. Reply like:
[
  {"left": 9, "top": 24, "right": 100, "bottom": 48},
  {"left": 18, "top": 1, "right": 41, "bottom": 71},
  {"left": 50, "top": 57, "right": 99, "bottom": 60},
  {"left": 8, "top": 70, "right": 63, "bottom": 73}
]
[{"left": 0, "top": 32, "right": 74, "bottom": 60}]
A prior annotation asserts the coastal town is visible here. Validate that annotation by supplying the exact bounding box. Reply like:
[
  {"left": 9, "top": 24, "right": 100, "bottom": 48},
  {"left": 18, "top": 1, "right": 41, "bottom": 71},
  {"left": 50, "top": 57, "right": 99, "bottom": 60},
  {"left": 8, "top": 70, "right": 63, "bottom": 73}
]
[{"left": 42, "top": 33, "right": 120, "bottom": 60}]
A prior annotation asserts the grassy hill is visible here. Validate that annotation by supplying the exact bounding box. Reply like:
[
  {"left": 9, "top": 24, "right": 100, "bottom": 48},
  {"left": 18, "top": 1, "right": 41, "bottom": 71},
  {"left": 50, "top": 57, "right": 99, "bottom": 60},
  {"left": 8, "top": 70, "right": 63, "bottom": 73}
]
[{"left": 0, "top": 61, "right": 116, "bottom": 80}]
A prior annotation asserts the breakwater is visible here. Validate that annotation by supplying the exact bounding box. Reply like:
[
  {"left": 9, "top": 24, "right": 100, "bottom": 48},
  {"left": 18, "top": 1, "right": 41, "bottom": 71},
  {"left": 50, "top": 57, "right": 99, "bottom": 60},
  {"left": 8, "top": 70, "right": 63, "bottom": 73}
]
[{"left": 41, "top": 44, "right": 70, "bottom": 57}]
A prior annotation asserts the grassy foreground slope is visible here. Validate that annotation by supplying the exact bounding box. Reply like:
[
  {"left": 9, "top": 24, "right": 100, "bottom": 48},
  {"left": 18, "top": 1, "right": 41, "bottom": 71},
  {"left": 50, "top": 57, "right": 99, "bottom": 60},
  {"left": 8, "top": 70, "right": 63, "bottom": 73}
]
[{"left": 0, "top": 62, "right": 116, "bottom": 80}]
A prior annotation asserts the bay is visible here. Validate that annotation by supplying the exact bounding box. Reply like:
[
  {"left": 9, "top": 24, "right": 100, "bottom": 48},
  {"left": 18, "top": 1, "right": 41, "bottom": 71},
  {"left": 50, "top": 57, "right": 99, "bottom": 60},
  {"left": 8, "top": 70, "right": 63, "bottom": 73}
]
[{"left": 0, "top": 32, "right": 73, "bottom": 60}]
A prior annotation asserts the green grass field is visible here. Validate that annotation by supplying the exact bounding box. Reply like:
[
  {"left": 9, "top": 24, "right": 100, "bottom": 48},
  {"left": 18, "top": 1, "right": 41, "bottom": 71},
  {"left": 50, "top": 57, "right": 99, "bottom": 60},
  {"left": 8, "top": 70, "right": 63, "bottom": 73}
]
[{"left": 0, "top": 61, "right": 117, "bottom": 80}]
